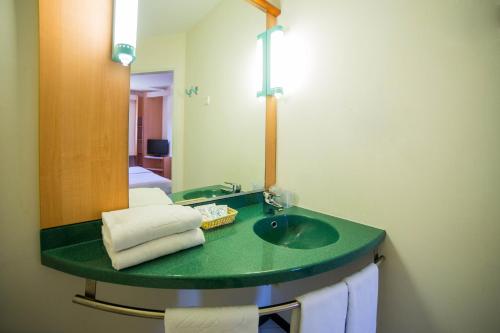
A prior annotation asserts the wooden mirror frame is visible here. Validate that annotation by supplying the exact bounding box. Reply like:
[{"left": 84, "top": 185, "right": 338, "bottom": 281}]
[{"left": 39, "top": 0, "right": 280, "bottom": 229}]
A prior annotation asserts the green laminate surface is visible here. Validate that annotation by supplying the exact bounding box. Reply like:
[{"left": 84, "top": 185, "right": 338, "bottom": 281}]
[
  {"left": 41, "top": 203, "right": 385, "bottom": 289},
  {"left": 254, "top": 214, "right": 340, "bottom": 249},
  {"left": 170, "top": 185, "right": 234, "bottom": 203}
]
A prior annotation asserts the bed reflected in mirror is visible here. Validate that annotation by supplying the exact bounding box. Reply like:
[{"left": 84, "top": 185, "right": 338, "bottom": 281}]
[{"left": 127, "top": 0, "right": 266, "bottom": 202}]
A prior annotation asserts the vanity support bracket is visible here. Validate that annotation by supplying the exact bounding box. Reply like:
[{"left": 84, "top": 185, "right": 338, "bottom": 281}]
[
  {"left": 85, "top": 279, "right": 96, "bottom": 298},
  {"left": 374, "top": 252, "right": 385, "bottom": 266}
]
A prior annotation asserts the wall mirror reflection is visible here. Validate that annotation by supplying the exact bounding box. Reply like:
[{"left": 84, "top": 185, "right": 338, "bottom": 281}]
[{"left": 128, "top": 0, "right": 266, "bottom": 203}]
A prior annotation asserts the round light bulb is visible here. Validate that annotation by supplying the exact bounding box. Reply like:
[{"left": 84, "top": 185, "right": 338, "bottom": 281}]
[{"left": 118, "top": 53, "right": 133, "bottom": 66}]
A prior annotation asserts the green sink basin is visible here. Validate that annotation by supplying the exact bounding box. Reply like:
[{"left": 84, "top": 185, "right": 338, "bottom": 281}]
[
  {"left": 253, "top": 214, "right": 340, "bottom": 249},
  {"left": 182, "top": 188, "right": 228, "bottom": 200}
]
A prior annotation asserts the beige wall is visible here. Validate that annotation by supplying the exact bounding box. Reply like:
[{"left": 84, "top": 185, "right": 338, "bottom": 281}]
[
  {"left": 277, "top": 0, "right": 500, "bottom": 332},
  {"left": 132, "top": 33, "right": 187, "bottom": 191},
  {"left": 268, "top": 0, "right": 281, "bottom": 9},
  {"left": 128, "top": 97, "right": 137, "bottom": 155},
  {"left": 183, "top": 0, "right": 266, "bottom": 191}
]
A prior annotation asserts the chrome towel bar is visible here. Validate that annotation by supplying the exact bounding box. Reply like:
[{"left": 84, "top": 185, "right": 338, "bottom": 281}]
[{"left": 72, "top": 254, "right": 385, "bottom": 319}]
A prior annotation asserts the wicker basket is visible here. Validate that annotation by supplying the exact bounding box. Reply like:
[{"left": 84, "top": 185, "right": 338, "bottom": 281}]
[{"left": 201, "top": 207, "right": 238, "bottom": 230}]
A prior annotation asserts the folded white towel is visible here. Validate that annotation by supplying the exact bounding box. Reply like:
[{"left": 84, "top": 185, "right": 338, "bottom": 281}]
[
  {"left": 129, "top": 187, "right": 173, "bottom": 208},
  {"left": 344, "top": 263, "right": 379, "bottom": 333},
  {"left": 164, "top": 305, "right": 258, "bottom": 333},
  {"left": 103, "top": 228, "right": 205, "bottom": 270},
  {"left": 290, "top": 282, "right": 348, "bottom": 333},
  {"left": 102, "top": 205, "right": 202, "bottom": 252}
]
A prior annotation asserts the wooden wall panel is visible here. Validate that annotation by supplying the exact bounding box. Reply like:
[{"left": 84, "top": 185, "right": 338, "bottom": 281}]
[
  {"left": 39, "top": 0, "right": 130, "bottom": 228},
  {"left": 142, "top": 96, "right": 163, "bottom": 156}
]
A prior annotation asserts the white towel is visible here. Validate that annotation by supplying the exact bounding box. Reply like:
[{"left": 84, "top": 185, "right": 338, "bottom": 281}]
[
  {"left": 129, "top": 188, "right": 173, "bottom": 208},
  {"left": 344, "top": 263, "right": 379, "bottom": 333},
  {"left": 290, "top": 282, "right": 348, "bottom": 333},
  {"left": 103, "top": 228, "right": 205, "bottom": 270},
  {"left": 164, "top": 305, "right": 259, "bottom": 333},
  {"left": 102, "top": 204, "right": 202, "bottom": 252}
]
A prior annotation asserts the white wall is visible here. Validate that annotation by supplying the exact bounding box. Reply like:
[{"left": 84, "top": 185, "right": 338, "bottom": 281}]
[
  {"left": 162, "top": 91, "right": 173, "bottom": 144},
  {"left": 132, "top": 33, "right": 187, "bottom": 191},
  {"left": 183, "top": 0, "right": 266, "bottom": 191},
  {"left": 128, "top": 96, "right": 137, "bottom": 156},
  {"left": 277, "top": 0, "right": 500, "bottom": 332}
]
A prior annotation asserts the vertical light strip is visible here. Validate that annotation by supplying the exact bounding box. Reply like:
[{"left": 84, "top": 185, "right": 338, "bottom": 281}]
[
  {"left": 257, "top": 31, "right": 268, "bottom": 98},
  {"left": 257, "top": 25, "right": 284, "bottom": 97},
  {"left": 269, "top": 26, "right": 284, "bottom": 97},
  {"left": 112, "top": 0, "right": 138, "bottom": 66}
]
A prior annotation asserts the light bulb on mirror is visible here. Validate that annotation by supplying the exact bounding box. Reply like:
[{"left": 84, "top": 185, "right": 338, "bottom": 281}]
[{"left": 112, "top": 0, "right": 138, "bottom": 66}]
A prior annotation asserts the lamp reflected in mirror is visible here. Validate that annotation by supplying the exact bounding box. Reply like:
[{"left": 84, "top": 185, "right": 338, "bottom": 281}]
[
  {"left": 112, "top": 0, "right": 138, "bottom": 66},
  {"left": 257, "top": 25, "right": 285, "bottom": 98}
]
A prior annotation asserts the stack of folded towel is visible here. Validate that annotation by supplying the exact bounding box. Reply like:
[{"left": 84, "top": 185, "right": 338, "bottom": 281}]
[{"left": 102, "top": 189, "right": 205, "bottom": 270}]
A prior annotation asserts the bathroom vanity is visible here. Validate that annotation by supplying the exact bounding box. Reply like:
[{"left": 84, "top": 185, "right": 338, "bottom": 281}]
[
  {"left": 41, "top": 192, "right": 385, "bottom": 289},
  {"left": 40, "top": 191, "right": 385, "bottom": 321},
  {"left": 37, "top": 0, "right": 386, "bottom": 327}
]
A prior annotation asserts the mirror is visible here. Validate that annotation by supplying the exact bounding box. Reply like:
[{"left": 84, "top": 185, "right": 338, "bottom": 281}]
[{"left": 128, "top": 0, "right": 266, "bottom": 202}]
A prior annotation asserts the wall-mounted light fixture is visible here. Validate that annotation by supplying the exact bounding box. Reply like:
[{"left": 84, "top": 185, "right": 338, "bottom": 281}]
[
  {"left": 112, "top": 0, "right": 138, "bottom": 66},
  {"left": 257, "top": 25, "right": 285, "bottom": 98}
]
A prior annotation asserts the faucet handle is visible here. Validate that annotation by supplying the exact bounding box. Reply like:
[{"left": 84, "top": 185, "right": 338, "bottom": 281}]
[
  {"left": 224, "top": 182, "right": 242, "bottom": 193},
  {"left": 263, "top": 191, "right": 284, "bottom": 211},
  {"left": 265, "top": 190, "right": 280, "bottom": 197},
  {"left": 264, "top": 191, "right": 280, "bottom": 201}
]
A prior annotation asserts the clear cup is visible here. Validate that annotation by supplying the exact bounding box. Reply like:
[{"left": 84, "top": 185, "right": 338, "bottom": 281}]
[{"left": 277, "top": 190, "right": 295, "bottom": 208}]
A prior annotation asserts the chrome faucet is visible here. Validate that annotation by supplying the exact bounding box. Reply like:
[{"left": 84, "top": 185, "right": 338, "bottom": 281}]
[
  {"left": 221, "top": 181, "right": 242, "bottom": 194},
  {"left": 263, "top": 191, "right": 284, "bottom": 214}
]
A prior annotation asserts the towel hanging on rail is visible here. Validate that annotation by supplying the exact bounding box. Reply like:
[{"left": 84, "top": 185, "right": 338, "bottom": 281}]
[
  {"left": 290, "top": 282, "right": 348, "bottom": 333},
  {"left": 344, "top": 263, "right": 379, "bottom": 333},
  {"left": 164, "top": 305, "right": 259, "bottom": 333}
]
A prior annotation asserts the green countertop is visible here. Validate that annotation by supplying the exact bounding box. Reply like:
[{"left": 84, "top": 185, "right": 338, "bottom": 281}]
[
  {"left": 41, "top": 196, "right": 385, "bottom": 289},
  {"left": 169, "top": 185, "right": 230, "bottom": 203}
]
